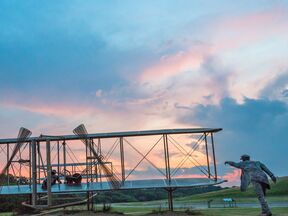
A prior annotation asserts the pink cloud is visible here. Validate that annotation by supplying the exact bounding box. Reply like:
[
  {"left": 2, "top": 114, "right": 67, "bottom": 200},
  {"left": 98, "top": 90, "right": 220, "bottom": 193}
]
[
  {"left": 138, "top": 6, "right": 288, "bottom": 86},
  {"left": 0, "top": 91, "right": 101, "bottom": 119},
  {"left": 139, "top": 45, "right": 211, "bottom": 83},
  {"left": 216, "top": 7, "right": 288, "bottom": 32},
  {"left": 220, "top": 169, "right": 241, "bottom": 186},
  {"left": 211, "top": 6, "right": 288, "bottom": 52},
  {"left": 135, "top": 6, "right": 288, "bottom": 113},
  {"left": 1, "top": 100, "right": 97, "bottom": 118},
  {"left": 173, "top": 173, "right": 209, "bottom": 179}
]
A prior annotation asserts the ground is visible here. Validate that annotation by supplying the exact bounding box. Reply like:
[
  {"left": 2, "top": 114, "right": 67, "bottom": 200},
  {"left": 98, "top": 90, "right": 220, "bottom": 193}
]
[
  {"left": 2, "top": 207, "right": 287, "bottom": 216},
  {"left": 47, "top": 208, "right": 288, "bottom": 216}
]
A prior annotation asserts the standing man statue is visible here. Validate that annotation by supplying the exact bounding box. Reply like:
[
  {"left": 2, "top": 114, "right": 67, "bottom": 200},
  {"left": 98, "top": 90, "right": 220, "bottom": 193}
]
[{"left": 225, "top": 154, "right": 277, "bottom": 216}]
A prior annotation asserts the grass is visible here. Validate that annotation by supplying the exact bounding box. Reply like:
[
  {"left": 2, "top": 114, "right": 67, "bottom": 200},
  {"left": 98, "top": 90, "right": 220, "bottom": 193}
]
[
  {"left": 107, "top": 176, "right": 288, "bottom": 215},
  {"left": 175, "top": 176, "right": 288, "bottom": 203},
  {"left": 199, "top": 207, "right": 288, "bottom": 216},
  {"left": 50, "top": 207, "right": 288, "bottom": 215},
  {"left": 0, "top": 213, "right": 13, "bottom": 216}
]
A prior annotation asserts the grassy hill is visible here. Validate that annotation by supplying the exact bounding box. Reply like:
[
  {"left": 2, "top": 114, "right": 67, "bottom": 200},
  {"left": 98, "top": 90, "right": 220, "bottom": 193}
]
[{"left": 175, "top": 176, "right": 288, "bottom": 202}]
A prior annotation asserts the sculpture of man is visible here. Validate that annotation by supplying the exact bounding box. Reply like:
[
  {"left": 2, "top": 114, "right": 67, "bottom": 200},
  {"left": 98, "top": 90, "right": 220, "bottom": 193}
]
[
  {"left": 42, "top": 170, "right": 62, "bottom": 189},
  {"left": 225, "top": 154, "right": 276, "bottom": 216}
]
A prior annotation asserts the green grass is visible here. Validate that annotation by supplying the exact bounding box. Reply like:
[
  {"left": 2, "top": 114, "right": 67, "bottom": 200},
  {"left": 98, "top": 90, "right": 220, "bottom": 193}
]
[
  {"left": 0, "top": 213, "right": 13, "bottom": 216},
  {"left": 108, "top": 176, "right": 288, "bottom": 215},
  {"left": 52, "top": 206, "right": 288, "bottom": 216},
  {"left": 175, "top": 176, "right": 288, "bottom": 203},
  {"left": 199, "top": 207, "right": 288, "bottom": 216},
  {"left": 61, "top": 206, "right": 288, "bottom": 215}
]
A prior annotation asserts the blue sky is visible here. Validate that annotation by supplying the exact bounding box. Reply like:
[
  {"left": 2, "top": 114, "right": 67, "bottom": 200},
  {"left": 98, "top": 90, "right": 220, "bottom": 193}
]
[{"left": 0, "top": 0, "right": 288, "bottom": 183}]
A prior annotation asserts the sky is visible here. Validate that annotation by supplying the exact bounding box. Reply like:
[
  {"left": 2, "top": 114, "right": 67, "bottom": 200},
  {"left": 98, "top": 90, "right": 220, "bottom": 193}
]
[{"left": 0, "top": 0, "right": 288, "bottom": 186}]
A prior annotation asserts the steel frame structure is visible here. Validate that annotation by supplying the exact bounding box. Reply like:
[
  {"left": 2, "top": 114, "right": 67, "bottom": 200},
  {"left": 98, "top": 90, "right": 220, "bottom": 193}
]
[{"left": 0, "top": 127, "right": 223, "bottom": 211}]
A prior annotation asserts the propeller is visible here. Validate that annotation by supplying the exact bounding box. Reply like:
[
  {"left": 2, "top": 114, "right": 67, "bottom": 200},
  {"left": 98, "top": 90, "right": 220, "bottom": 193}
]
[
  {"left": 1, "top": 127, "right": 32, "bottom": 176},
  {"left": 73, "top": 124, "right": 121, "bottom": 189}
]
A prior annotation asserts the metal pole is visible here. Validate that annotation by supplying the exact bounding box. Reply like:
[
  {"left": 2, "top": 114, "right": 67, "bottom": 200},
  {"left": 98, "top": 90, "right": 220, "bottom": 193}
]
[
  {"left": 91, "top": 191, "right": 94, "bottom": 210},
  {"left": 37, "top": 142, "right": 40, "bottom": 184},
  {"left": 85, "top": 139, "right": 88, "bottom": 184},
  {"left": 31, "top": 139, "right": 37, "bottom": 206},
  {"left": 46, "top": 139, "right": 52, "bottom": 207},
  {"left": 119, "top": 137, "right": 125, "bottom": 184},
  {"left": 163, "top": 135, "right": 171, "bottom": 181},
  {"left": 29, "top": 142, "right": 32, "bottom": 206},
  {"left": 95, "top": 139, "right": 98, "bottom": 182},
  {"left": 29, "top": 142, "right": 31, "bottom": 186},
  {"left": 167, "top": 189, "right": 173, "bottom": 211},
  {"left": 7, "top": 143, "right": 9, "bottom": 185},
  {"left": 85, "top": 139, "right": 89, "bottom": 211},
  {"left": 57, "top": 141, "right": 60, "bottom": 175},
  {"left": 89, "top": 139, "right": 92, "bottom": 182},
  {"left": 63, "top": 141, "right": 66, "bottom": 178},
  {"left": 204, "top": 133, "right": 211, "bottom": 178},
  {"left": 19, "top": 143, "right": 22, "bottom": 180},
  {"left": 163, "top": 134, "right": 173, "bottom": 211},
  {"left": 98, "top": 138, "right": 102, "bottom": 183},
  {"left": 163, "top": 135, "right": 168, "bottom": 180},
  {"left": 87, "top": 192, "right": 90, "bottom": 211},
  {"left": 211, "top": 133, "right": 217, "bottom": 180}
]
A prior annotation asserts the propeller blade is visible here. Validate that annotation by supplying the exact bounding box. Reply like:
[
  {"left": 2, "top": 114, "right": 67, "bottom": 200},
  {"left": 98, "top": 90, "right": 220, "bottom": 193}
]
[
  {"left": 73, "top": 124, "right": 121, "bottom": 189},
  {"left": 1, "top": 127, "right": 32, "bottom": 176}
]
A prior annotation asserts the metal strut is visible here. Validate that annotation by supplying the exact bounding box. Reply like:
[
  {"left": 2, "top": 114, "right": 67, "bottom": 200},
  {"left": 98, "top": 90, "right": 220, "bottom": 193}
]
[
  {"left": 211, "top": 133, "right": 217, "bottom": 180},
  {"left": 163, "top": 134, "right": 173, "bottom": 211},
  {"left": 204, "top": 133, "right": 211, "bottom": 178},
  {"left": 119, "top": 137, "right": 125, "bottom": 184}
]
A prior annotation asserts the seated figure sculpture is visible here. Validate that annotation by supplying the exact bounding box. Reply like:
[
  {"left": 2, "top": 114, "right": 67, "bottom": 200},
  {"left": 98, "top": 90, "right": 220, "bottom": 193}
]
[{"left": 42, "top": 169, "right": 62, "bottom": 189}]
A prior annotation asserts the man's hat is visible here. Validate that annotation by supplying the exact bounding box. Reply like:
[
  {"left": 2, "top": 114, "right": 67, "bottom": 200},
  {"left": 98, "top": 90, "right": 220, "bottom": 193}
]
[
  {"left": 240, "top": 154, "right": 250, "bottom": 161},
  {"left": 51, "top": 169, "right": 57, "bottom": 175}
]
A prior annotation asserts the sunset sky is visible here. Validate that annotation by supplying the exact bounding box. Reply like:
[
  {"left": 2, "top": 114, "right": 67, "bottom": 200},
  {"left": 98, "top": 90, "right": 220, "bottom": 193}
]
[{"left": 0, "top": 0, "right": 288, "bottom": 185}]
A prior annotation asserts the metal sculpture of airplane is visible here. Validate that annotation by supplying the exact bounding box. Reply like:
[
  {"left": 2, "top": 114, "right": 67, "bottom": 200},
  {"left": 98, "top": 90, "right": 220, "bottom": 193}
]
[{"left": 0, "top": 125, "right": 224, "bottom": 210}]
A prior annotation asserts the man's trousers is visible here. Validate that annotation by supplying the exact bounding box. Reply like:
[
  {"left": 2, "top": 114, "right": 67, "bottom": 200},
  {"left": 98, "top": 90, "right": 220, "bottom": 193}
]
[{"left": 252, "top": 181, "right": 271, "bottom": 214}]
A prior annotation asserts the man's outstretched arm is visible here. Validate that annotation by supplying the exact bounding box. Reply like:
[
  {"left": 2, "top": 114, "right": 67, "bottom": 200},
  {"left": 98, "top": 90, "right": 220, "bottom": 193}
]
[
  {"left": 224, "top": 161, "right": 242, "bottom": 169},
  {"left": 260, "top": 162, "right": 277, "bottom": 183}
]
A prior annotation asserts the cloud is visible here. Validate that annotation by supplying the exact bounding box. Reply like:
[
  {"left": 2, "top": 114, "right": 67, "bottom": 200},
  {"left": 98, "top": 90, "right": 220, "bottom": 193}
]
[
  {"left": 95, "top": 89, "right": 103, "bottom": 98},
  {"left": 283, "top": 89, "right": 288, "bottom": 98},
  {"left": 210, "top": 6, "right": 288, "bottom": 52},
  {"left": 221, "top": 170, "right": 241, "bottom": 186},
  {"left": 138, "top": 45, "right": 210, "bottom": 83},
  {"left": 260, "top": 71, "right": 288, "bottom": 101},
  {"left": 1, "top": 100, "right": 97, "bottom": 118},
  {"left": 1, "top": 1, "right": 288, "bottom": 184},
  {"left": 192, "top": 6, "right": 288, "bottom": 102},
  {"left": 111, "top": 52, "right": 234, "bottom": 127},
  {"left": 177, "top": 96, "right": 288, "bottom": 176},
  {"left": 126, "top": 165, "right": 210, "bottom": 180}
]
